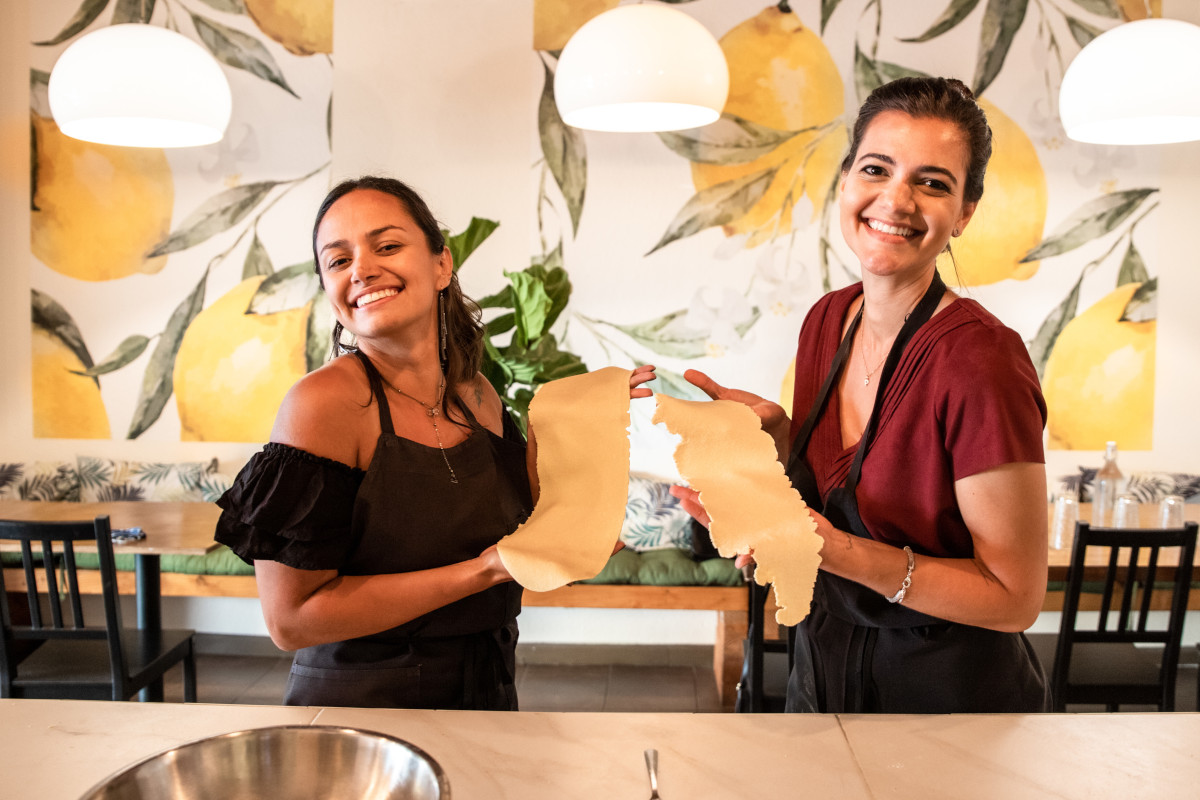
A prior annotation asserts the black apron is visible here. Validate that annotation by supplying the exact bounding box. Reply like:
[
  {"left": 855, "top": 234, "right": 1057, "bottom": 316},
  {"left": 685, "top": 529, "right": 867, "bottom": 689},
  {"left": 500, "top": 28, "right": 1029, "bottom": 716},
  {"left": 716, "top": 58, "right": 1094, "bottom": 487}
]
[
  {"left": 283, "top": 351, "right": 532, "bottom": 710},
  {"left": 784, "top": 274, "right": 1050, "bottom": 713}
]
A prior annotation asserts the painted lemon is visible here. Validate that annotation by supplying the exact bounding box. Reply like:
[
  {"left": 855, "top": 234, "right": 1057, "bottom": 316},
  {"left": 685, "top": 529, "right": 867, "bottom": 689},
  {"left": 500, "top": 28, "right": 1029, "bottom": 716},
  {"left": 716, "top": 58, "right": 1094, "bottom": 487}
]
[
  {"left": 173, "top": 276, "right": 311, "bottom": 442},
  {"left": 534, "top": 0, "right": 621, "bottom": 51},
  {"left": 780, "top": 357, "right": 795, "bottom": 418},
  {"left": 245, "top": 0, "right": 333, "bottom": 56},
  {"left": 1043, "top": 282, "right": 1155, "bottom": 451},
  {"left": 31, "top": 113, "right": 173, "bottom": 282},
  {"left": 32, "top": 325, "right": 110, "bottom": 439},
  {"left": 937, "top": 99, "right": 1047, "bottom": 287},
  {"left": 691, "top": 5, "right": 846, "bottom": 248}
]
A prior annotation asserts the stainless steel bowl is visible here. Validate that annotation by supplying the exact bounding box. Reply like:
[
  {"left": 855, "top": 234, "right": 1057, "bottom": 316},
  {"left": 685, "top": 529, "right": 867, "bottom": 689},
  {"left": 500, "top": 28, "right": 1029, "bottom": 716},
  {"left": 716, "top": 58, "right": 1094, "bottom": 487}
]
[{"left": 78, "top": 725, "right": 451, "bottom": 800}]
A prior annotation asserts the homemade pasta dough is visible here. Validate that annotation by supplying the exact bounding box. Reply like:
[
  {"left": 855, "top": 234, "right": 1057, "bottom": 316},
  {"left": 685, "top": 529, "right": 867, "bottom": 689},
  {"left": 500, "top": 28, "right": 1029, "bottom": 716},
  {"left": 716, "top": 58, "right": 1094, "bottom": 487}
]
[
  {"left": 496, "top": 367, "right": 632, "bottom": 592},
  {"left": 653, "top": 395, "right": 822, "bottom": 625}
]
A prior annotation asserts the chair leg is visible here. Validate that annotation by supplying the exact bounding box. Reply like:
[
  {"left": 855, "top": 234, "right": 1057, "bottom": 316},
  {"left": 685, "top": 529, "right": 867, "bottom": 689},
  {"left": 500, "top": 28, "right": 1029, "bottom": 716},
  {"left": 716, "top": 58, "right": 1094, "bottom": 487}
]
[{"left": 183, "top": 643, "right": 197, "bottom": 703}]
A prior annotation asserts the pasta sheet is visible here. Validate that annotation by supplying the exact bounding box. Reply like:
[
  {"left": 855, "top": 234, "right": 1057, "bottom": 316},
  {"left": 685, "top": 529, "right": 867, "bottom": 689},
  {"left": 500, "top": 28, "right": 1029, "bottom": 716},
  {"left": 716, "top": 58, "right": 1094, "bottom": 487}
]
[
  {"left": 496, "top": 367, "right": 632, "bottom": 592},
  {"left": 653, "top": 395, "right": 822, "bottom": 625}
]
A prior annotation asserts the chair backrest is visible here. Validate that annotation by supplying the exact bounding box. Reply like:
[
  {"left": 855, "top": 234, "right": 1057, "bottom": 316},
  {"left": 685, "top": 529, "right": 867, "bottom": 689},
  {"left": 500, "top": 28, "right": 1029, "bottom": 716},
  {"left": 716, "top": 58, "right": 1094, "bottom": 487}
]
[
  {"left": 1053, "top": 521, "right": 1198, "bottom": 707},
  {"left": 0, "top": 516, "right": 127, "bottom": 696}
]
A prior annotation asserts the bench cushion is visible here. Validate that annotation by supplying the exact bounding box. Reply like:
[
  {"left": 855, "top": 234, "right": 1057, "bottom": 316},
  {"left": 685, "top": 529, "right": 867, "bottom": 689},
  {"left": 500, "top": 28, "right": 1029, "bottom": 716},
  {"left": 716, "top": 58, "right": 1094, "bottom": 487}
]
[{"left": 584, "top": 547, "right": 743, "bottom": 587}]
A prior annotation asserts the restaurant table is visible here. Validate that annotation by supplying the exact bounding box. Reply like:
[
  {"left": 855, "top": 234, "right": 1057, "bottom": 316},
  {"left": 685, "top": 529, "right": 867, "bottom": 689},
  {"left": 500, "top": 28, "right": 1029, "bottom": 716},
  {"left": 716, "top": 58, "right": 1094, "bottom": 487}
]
[
  {"left": 1046, "top": 501, "right": 1200, "bottom": 582},
  {"left": 1, "top": 699, "right": 1198, "bottom": 799}
]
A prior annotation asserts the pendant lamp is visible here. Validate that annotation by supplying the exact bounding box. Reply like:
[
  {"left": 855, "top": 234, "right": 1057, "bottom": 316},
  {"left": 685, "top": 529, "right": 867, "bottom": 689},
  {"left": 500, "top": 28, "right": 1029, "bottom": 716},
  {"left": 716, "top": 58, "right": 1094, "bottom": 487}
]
[
  {"left": 554, "top": 3, "right": 729, "bottom": 133},
  {"left": 1059, "top": 18, "right": 1200, "bottom": 145},
  {"left": 48, "top": 24, "right": 232, "bottom": 148}
]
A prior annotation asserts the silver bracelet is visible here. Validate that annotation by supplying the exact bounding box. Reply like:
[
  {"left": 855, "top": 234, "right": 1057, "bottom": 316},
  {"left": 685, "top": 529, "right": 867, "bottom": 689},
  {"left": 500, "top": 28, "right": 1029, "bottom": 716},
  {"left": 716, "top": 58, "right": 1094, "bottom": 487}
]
[{"left": 886, "top": 545, "right": 914, "bottom": 604}]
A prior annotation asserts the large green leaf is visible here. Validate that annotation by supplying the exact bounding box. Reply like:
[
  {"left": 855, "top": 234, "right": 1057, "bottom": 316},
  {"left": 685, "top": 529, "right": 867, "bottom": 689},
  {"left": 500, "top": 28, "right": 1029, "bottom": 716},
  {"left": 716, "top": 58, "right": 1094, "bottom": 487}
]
[
  {"left": 533, "top": 240, "right": 564, "bottom": 272},
  {"left": 246, "top": 260, "right": 319, "bottom": 315},
  {"left": 495, "top": 334, "right": 587, "bottom": 385},
  {"left": 477, "top": 286, "right": 514, "bottom": 310},
  {"left": 1028, "top": 274, "right": 1083, "bottom": 379},
  {"left": 507, "top": 269, "right": 554, "bottom": 347},
  {"left": 242, "top": 232, "right": 274, "bottom": 278},
  {"left": 127, "top": 270, "right": 208, "bottom": 439},
  {"left": 71, "top": 335, "right": 150, "bottom": 377},
  {"left": 538, "top": 59, "right": 586, "bottom": 236},
  {"left": 503, "top": 388, "right": 536, "bottom": 436},
  {"left": 611, "top": 307, "right": 762, "bottom": 360},
  {"left": 1021, "top": 189, "right": 1158, "bottom": 262},
  {"left": 443, "top": 217, "right": 499, "bottom": 272},
  {"left": 1064, "top": 15, "right": 1104, "bottom": 48},
  {"left": 485, "top": 312, "right": 516, "bottom": 336},
  {"left": 820, "top": 0, "right": 846, "bottom": 34},
  {"left": 191, "top": 13, "right": 298, "bottom": 98},
  {"left": 855, "top": 47, "right": 931, "bottom": 105},
  {"left": 657, "top": 114, "right": 798, "bottom": 166},
  {"left": 305, "top": 294, "right": 334, "bottom": 372},
  {"left": 31, "top": 289, "right": 96, "bottom": 383},
  {"left": 112, "top": 0, "right": 156, "bottom": 24},
  {"left": 33, "top": 0, "right": 109, "bottom": 46},
  {"left": 899, "top": 0, "right": 983, "bottom": 42},
  {"left": 647, "top": 165, "right": 778, "bottom": 255},
  {"left": 1068, "top": 0, "right": 1119, "bottom": 18},
  {"left": 1120, "top": 277, "right": 1157, "bottom": 323},
  {"left": 195, "top": 0, "right": 245, "bottom": 12},
  {"left": 973, "top": 0, "right": 1028, "bottom": 97},
  {"left": 1116, "top": 240, "right": 1149, "bottom": 287},
  {"left": 149, "top": 181, "right": 277, "bottom": 257}
]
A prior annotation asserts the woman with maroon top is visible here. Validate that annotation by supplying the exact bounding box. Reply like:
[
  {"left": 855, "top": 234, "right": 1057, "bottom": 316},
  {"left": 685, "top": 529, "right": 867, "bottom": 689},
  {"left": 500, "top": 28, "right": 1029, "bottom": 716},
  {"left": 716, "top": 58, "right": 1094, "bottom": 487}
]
[{"left": 674, "top": 77, "right": 1050, "bottom": 713}]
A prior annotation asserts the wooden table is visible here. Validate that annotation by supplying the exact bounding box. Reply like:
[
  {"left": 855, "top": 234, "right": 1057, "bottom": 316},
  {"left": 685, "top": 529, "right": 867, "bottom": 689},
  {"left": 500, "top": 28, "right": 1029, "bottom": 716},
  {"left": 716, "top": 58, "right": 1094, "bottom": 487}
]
[
  {"left": 1045, "top": 501, "right": 1200, "bottom": 582},
  {"left": 2, "top": 698, "right": 1198, "bottom": 799}
]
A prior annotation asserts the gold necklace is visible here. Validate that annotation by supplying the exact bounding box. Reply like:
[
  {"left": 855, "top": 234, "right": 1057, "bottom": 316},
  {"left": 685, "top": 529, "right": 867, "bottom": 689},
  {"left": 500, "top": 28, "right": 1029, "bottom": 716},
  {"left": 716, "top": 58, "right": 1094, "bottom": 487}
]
[
  {"left": 858, "top": 333, "right": 887, "bottom": 387},
  {"left": 381, "top": 373, "right": 459, "bottom": 484}
]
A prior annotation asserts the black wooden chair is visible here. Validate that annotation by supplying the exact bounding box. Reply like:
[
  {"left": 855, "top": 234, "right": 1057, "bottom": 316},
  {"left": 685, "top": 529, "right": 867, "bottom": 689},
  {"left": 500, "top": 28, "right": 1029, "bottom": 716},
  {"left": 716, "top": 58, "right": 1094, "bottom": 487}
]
[
  {"left": 1029, "top": 521, "right": 1197, "bottom": 712},
  {"left": 736, "top": 580, "right": 794, "bottom": 712},
  {"left": 0, "top": 516, "right": 197, "bottom": 701}
]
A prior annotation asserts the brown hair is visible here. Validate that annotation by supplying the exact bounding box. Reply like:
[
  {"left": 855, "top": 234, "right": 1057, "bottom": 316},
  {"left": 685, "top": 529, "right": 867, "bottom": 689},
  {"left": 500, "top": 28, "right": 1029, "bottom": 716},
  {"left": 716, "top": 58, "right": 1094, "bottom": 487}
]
[
  {"left": 841, "top": 76, "right": 992, "bottom": 204},
  {"left": 311, "top": 176, "right": 484, "bottom": 393}
]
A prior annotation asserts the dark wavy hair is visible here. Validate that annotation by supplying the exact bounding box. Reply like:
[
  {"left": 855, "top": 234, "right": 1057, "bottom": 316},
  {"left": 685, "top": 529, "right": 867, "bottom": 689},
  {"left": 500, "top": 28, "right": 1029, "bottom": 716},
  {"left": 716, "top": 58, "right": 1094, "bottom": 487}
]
[
  {"left": 311, "top": 176, "right": 485, "bottom": 394},
  {"left": 841, "top": 76, "right": 992, "bottom": 204}
]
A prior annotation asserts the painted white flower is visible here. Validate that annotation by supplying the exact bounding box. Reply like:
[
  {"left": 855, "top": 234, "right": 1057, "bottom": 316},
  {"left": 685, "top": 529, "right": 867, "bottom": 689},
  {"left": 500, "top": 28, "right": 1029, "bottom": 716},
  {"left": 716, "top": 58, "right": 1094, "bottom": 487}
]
[
  {"left": 751, "top": 244, "right": 812, "bottom": 318},
  {"left": 683, "top": 287, "right": 756, "bottom": 357}
]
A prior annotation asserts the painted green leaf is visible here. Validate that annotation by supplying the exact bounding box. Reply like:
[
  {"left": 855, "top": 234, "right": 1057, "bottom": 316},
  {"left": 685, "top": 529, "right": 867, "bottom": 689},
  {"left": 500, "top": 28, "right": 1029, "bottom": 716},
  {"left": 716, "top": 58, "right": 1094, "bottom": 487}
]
[
  {"left": 611, "top": 307, "right": 762, "bottom": 360},
  {"left": 127, "top": 270, "right": 208, "bottom": 439},
  {"left": 507, "top": 269, "right": 554, "bottom": 347},
  {"left": 647, "top": 165, "right": 778, "bottom": 255},
  {"left": 650, "top": 367, "right": 709, "bottom": 401},
  {"left": 820, "top": 0, "right": 846, "bottom": 34},
  {"left": 149, "top": 181, "right": 277, "bottom": 257},
  {"left": 1120, "top": 277, "right": 1157, "bottom": 323},
  {"left": 112, "top": 0, "right": 156, "bottom": 24},
  {"left": 31, "top": 289, "right": 96, "bottom": 383},
  {"left": 1116, "top": 240, "right": 1149, "bottom": 287},
  {"left": 71, "top": 334, "right": 150, "bottom": 377},
  {"left": 246, "top": 260, "right": 319, "bottom": 315},
  {"left": 533, "top": 240, "right": 564, "bottom": 272},
  {"left": 1021, "top": 189, "right": 1158, "bottom": 262},
  {"left": 1028, "top": 274, "right": 1083, "bottom": 379},
  {"left": 477, "top": 286, "right": 514, "bottom": 310},
  {"left": 195, "top": 0, "right": 245, "bottom": 13},
  {"left": 538, "top": 58, "right": 586, "bottom": 236},
  {"left": 242, "top": 232, "right": 274, "bottom": 279},
  {"left": 191, "top": 13, "right": 299, "bottom": 98},
  {"left": 657, "top": 114, "right": 798, "bottom": 166},
  {"left": 899, "top": 0, "right": 983, "bottom": 42},
  {"left": 1068, "top": 0, "right": 1119, "bottom": 18},
  {"left": 444, "top": 217, "right": 499, "bottom": 272},
  {"left": 305, "top": 294, "right": 334, "bottom": 372},
  {"left": 33, "top": 0, "right": 109, "bottom": 46},
  {"left": 855, "top": 47, "right": 931, "bottom": 105},
  {"left": 1064, "top": 15, "right": 1104, "bottom": 48},
  {"left": 973, "top": 0, "right": 1029, "bottom": 97}
]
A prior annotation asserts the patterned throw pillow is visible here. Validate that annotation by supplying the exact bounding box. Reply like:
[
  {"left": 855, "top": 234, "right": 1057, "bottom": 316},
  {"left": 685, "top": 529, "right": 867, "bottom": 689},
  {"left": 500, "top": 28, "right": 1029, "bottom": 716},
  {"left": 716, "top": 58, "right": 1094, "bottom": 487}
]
[
  {"left": 76, "top": 457, "right": 220, "bottom": 502},
  {"left": 619, "top": 474, "right": 693, "bottom": 551},
  {"left": 0, "top": 461, "right": 81, "bottom": 501}
]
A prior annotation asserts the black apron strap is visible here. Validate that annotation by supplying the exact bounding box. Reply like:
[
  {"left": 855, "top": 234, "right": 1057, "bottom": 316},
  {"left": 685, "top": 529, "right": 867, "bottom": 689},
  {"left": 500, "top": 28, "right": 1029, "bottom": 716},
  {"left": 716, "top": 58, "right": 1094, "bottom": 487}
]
[{"left": 353, "top": 350, "right": 397, "bottom": 436}]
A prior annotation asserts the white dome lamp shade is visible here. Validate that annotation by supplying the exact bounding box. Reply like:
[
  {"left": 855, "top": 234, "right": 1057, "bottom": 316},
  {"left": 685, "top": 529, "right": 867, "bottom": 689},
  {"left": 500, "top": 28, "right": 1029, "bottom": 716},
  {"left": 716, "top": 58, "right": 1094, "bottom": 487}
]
[
  {"left": 1059, "top": 18, "right": 1200, "bottom": 145},
  {"left": 48, "top": 24, "right": 232, "bottom": 148},
  {"left": 554, "top": 3, "right": 729, "bottom": 133}
]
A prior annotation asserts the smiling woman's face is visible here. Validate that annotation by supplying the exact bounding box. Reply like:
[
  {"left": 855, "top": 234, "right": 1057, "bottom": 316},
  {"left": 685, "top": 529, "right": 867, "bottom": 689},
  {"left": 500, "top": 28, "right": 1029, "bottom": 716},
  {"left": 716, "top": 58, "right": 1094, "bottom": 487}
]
[
  {"left": 839, "top": 110, "right": 977, "bottom": 282},
  {"left": 314, "top": 188, "right": 451, "bottom": 349}
]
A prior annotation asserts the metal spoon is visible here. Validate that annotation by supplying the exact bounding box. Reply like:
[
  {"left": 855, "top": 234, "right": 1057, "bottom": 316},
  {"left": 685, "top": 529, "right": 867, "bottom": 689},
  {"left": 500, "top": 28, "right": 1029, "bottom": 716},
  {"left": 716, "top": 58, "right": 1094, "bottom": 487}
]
[{"left": 644, "top": 748, "right": 660, "bottom": 799}]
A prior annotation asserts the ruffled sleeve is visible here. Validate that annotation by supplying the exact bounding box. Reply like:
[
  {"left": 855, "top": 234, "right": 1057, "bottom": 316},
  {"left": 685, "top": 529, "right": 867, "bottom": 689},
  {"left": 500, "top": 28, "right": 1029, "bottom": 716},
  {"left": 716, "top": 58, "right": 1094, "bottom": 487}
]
[{"left": 215, "top": 443, "right": 366, "bottom": 570}]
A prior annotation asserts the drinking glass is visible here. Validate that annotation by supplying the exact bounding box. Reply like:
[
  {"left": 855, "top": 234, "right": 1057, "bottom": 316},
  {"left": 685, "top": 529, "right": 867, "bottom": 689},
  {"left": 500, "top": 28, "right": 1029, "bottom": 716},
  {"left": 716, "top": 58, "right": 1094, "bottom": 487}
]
[
  {"left": 1051, "top": 495, "right": 1078, "bottom": 550},
  {"left": 1159, "top": 494, "right": 1186, "bottom": 529},
  {"left": 1112, "top": 493, "right": 1140, "bottom": 529}
]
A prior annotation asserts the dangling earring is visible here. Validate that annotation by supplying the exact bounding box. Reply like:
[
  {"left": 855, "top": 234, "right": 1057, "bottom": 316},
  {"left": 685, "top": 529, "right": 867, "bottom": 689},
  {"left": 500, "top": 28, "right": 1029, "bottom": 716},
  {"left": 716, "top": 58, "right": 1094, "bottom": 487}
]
[{"left": 438, "top": 289, "right": 449, "bottom": 370}]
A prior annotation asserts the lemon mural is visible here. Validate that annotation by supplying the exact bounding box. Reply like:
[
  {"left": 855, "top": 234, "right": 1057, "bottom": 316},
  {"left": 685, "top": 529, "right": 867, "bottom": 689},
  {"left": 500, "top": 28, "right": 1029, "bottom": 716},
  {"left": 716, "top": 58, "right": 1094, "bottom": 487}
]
[
  {"left": 174, "top": 277, "right": 312, "bottom": 443},
  {"left": 31, "top": 113, "right": 174, "bottom": 282},
  {"left": 1042, "top": 282, "right": 1156, "bottom": 451},
  {"left": 31, "top": 325, "right": 110, "bottom": 440},
  {"left": 937, "top": 99, "right": 1046, "bottom": 287},
  {"left": 534, "top": 0, "right": 619, "bottom": 51},
  {"left": 245, "top": 0, "right": 333, "bottom": 56},
  {"left": 689, "top": 4, "right": 846, "bottom": 248}
]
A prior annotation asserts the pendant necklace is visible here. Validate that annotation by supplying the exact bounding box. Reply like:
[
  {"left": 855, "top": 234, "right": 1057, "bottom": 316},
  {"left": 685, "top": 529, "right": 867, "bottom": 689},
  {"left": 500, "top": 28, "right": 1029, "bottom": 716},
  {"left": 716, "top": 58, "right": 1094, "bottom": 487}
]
[
  {"left": 382, "top": 373, "right": 459, "bottom": 484},
  {"left": 859, "top": 333, "right": 887, "bottom": 387}
]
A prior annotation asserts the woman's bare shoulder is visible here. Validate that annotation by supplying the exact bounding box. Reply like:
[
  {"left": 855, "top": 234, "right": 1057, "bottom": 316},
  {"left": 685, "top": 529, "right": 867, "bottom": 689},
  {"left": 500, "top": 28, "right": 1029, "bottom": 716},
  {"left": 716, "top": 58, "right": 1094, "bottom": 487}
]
[
  {"left": 271, "top": 355, "right": 375, "bottom": 465},
  {"left": 460, "top": 372, "right": 505, "bottom": 433}
]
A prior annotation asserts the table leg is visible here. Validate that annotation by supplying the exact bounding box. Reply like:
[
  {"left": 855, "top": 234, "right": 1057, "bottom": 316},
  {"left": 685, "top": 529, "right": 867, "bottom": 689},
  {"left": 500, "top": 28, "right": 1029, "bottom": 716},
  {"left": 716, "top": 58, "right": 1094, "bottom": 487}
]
[{"left": 135, "top": 554, "right": 163, "bottom": 702}]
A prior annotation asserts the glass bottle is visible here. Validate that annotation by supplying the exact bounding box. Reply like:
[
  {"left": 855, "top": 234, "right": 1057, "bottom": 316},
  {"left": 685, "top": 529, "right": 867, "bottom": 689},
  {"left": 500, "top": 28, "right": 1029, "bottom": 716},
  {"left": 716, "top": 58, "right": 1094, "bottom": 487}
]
[{"left": 1093, "top": 441, "right": 1124, "bottom": 527}]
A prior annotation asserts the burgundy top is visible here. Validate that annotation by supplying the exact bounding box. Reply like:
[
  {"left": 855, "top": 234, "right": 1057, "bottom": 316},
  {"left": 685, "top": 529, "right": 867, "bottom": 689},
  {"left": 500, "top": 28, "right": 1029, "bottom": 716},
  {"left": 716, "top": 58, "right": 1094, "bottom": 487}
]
[{"left": 789, "top": 283, "right": 1046, "bottom": 558}]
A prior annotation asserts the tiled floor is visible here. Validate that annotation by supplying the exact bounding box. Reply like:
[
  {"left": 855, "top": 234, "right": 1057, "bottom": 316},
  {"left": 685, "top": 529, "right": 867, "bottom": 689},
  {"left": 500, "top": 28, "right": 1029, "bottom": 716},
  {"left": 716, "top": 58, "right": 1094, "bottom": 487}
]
[{"left": 163, "top": 635, "right": 1199, "bottom": 713}]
